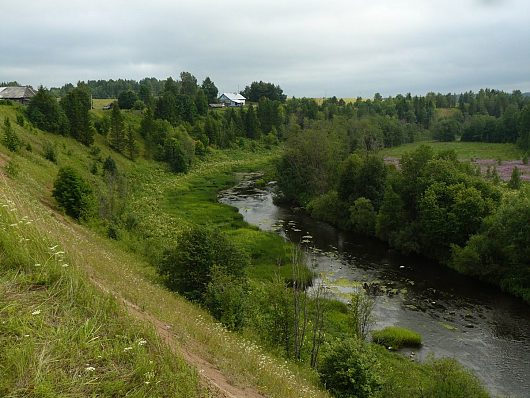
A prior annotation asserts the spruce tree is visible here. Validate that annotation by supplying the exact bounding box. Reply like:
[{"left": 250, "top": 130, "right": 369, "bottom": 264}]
[
  {"left": 508, "top": 166, "right": 522, "bottom": 189},
  {"left": 126, "top": 125, "right": 138, "bottom": 160},
  {"left": 110, "top": 103, "right": 125, "bottom": 153},
  {"left": 2, "top": 117, "right": 21, "bottom": 152}
]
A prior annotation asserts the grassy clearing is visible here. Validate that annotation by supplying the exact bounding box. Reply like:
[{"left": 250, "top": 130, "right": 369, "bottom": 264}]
[
  {"left": 372, "top": 326, "right": 422, "bottom": 349},
  {"left": 379, "top": 140, "right": 522, "bottom": 160}
]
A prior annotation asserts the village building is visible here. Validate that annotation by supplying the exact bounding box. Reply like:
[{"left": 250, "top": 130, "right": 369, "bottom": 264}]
[
  {"left": 0, "top": 86, "right": 37, "bottom": 104},
  {"left": 218, "top": 92, "right": 246, "bottom": 107}
]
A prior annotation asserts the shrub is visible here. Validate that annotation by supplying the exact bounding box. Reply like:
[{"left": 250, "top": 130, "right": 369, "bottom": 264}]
[
  {"left": 319, "top": 338, "right": 381, "bottom": 398},
  {"left": 371, "top": 326, "right": 422, "bottom": 349},
  {"left": 52, "top": 166, "right": 94, "bottom": 220},
  {"left": 16, "top": 114, "right": 24, "bottom": 127},
  {"left": 204, "top": 265, "right": 249, "bottom": 330},
  {"left": 43, "top": 141, "right": 58, "bottom": 163},
  {"left": 158, "top": 225, "right": 249, "bottom": 301}
]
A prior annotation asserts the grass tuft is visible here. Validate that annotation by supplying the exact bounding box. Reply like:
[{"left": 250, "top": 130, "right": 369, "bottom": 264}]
[{"left": 372, "top": 326, "right": 422, "bottom": 349}]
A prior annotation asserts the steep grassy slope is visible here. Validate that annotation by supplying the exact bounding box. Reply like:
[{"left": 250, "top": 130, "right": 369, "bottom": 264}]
[{"left": 0, "top": 103, "right": 329, "bottom": 398}]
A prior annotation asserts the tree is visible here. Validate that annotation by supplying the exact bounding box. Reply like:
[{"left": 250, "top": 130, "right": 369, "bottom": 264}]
[
  {"left": 52, "top": 166, "right": 94, "bottom": 220},
  {"left": 433, "top": 118, "right": 462, "bottom": 142},
  {"left": 201, "top": 76, "right": 218, "bottom": 103},
  {"left": 195, "top": 88, "right": 208, "bottom": 116},
  {"left": 245, "top": 104, "right": 260, "bottom": 139},
  {"left": 110, "top": 103, "right": 125, "bottom": 152},
  {"left": 179, "top": 71, "right": 198, "bottom": 97},
  {"left": 241, "top": 81, "right": 287, "bottom": 102},
  {"left": 117, "top": 90, "right": 139, "bottom": 109},
  {"left": 350, "top": 197, "right": 376, "bottom": 236},
  {"left": 126, "top": 125, "right": 138, "bottom": 160},
  {"left": 26, "top": 87, "right": 69, "bottom": 134},
  {"left": 60, "top": 85, "right": 93, "bottom": 145},
  {"left": 157, "top": 225, "right": 249, "bottom": 301},
  {"left": 2, "top": 117, "right": 21, "bottom": 152}
]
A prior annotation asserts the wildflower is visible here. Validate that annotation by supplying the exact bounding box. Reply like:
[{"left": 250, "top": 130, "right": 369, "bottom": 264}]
[
  {"left": 49, "top": 245, "right": 58, "bottom": 251},
  {"left": 31, "top": 310, "right": 41, "bottom": 315},
  {"left": 85, "top": 366, "right": 96, "bottom": 372},
  {"left": 34, "top": 263, "right": 41, "bottom": 267},
  {"left": 62, "top": 264, "right": 69, "bottom": 268},
  {"left": 124, "top": 346, "right": 133, "bottom": 352},
  {"left": 138, "top": 338, "right": 147, "bottom": 346}
]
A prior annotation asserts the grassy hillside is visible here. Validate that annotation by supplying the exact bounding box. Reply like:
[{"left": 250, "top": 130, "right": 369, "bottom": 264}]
[{"left": 0, "top": 102, "right": 490, "bottom": 398}]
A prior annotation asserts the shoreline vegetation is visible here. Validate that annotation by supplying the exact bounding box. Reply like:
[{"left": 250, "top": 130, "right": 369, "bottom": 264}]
[{"left": 4, "top": 78, "right": 526, "bottom": 397}]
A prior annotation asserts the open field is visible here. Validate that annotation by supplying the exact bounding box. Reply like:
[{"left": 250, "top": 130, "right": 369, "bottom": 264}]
[{"left": 379, "top": 140, "right": 523, "bottom": 161}]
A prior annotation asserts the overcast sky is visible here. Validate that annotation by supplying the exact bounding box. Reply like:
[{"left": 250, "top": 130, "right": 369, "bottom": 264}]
[{"left": 1, "top": 0, "right": 529, "bottom": 97}]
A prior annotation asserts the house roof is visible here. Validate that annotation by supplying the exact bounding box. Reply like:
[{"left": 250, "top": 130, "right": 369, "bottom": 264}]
[
  {"left": 219, "top": 92, "right": 246, "bottom": 101},
  {"left": 0, "top": 86, "right": 37, "bottom": 99}
]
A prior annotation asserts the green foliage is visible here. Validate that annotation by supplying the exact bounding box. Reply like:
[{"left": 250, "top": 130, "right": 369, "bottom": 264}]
[
  {"left": 350, "top": 197, "right": 376, "bottom": 236},
  {"left": 307, "top": 191, "right": 350, "bottom": 229},
  {"left": 157, "top": 225, "right": 249, "bottom": 301},
  {"left": 16, "top": 113, "right": 24, "bottom": 127},
  {"left": 26, "top": 87, "right": 69, "bottom": 134},
  {"left": 52, "top": 166, "right": 94, "bottom": 220},
  {"left": 433, "top": 118, "right": 462, "bottom": 142},
  {"left": 338, "top": 154, "right": 387, "bottom": 209},
  {"left": 163, "top": 128, "right": 195, "bottom": 173},
  {"left": 319, "top": 338, "right": 381, "bottom": 398},
  {"left": 103, "top": 156, "right": 117, "bottom": 175},
  {"left": 204, "top": 265, "right": 249, "bottom": 330},
  {"left": 2, "top": 117, "right": 21, "bottom": 152},
  {"left": 42, "top": 141, "right": 58, "bottom": 163},
  {"left": 201, "top": 76, "right": 218, "bottom": 103},
  {"left": 372, "top": 326, "right": 422, "bottom": 349},
  {"left": 117, "top": 89, "right": 139, "bottom": 109},
  {"left": 349, "top": 292, "right": 375, "bottom": 339},
  {"left": 241, "top": 81, "right": 287, "bottom": 102},
  {"left": 109, "top": 102, "right": 125, "bottom": 152},
  {"left": 421, "top": 357, "right": 489, "bottom": 398},
  {"left": 60, "top": 85, "right": 94, "bottom": 146},
  {"left": 508, "top": 166, "right": 522, "bottom": 189}
]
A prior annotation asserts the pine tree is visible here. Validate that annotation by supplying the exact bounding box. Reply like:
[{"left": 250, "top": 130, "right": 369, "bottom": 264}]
[{"left": 2, "top": 117, "right": 21, "bottom": 152}]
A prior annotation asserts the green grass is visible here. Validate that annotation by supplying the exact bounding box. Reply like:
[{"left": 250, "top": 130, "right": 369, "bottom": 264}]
[
  {"left": 380, "top": 140, "right": 522, "bottom": 161},
  {"left": 372, "top": 326, "right": 422, "bottom": 349},
  {"left": 0, "top": 189, "right": 202, "bottom": 398}
]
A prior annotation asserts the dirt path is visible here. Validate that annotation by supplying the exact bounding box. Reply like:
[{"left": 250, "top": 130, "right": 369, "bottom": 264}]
[{"left": 90, "top": 277, "right": 266, "bottom": 398}]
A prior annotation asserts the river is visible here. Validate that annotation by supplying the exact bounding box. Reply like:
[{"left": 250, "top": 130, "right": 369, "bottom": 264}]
[{"left": 219, "top": 173, "right": 530, "bottom": 398}]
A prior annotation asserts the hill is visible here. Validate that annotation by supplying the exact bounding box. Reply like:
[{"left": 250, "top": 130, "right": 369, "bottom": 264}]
[{"left": 0, "top": 101, "right": 490, "bottom": 397}]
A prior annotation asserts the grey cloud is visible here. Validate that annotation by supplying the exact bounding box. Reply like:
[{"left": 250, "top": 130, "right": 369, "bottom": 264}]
[{"left": 0, "top": 0, "right": 529, "bottom": 97}]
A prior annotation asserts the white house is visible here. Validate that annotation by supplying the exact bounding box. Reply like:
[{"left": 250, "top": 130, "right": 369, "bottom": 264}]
[{"left": 218, "top": 92, "right": 246, "bottom": 107}]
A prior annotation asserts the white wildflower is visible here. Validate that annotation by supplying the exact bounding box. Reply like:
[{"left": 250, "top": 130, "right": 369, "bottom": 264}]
[
  {"left": 124, "top": 346, "right": 133, "bottom": 352},
  {"left": 31, "top": 310, "right": 41, "bottom": 315},
  {"left": 85, "top": 366, "right": 96, "bottom": 372}
]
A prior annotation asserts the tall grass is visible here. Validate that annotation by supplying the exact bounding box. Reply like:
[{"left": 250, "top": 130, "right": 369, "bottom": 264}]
[{"left": 0, "top": 185, "right": 202, "bottom": 397}]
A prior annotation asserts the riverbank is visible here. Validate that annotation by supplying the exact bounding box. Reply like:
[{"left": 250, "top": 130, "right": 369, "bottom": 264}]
[{"left": 219, "top": 174, "right": 530, "bottom": 398}]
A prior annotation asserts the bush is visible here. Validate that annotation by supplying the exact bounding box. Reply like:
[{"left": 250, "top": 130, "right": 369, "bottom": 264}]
[
  {"left": 307, "top": 191, "right": 350, "bottom": 229},
  {"left": 423, "top": 357, "right": 489, "bottom": 398},
  {"left": 204, "top": 265, "right": 249, "bottom": 330},
  {"left": 371, "top": 326, "right": 422, "bottom": 349},
  {"left": 319, "top": 338, "right": 381, "bottom": 398},
  {"left": 52, "top": 166, "right": 94, "bottom": 220},
  {"left": 43, "top": 141, "right": 58, "bottom": 163},
  {"left": 158, "top": 225, "right": 249, "bottom": 301}
]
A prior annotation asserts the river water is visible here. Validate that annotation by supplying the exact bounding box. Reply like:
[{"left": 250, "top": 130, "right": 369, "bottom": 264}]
[{"left": 219, "top": 174, "right": 530, "bottom": 398}]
